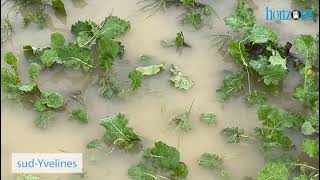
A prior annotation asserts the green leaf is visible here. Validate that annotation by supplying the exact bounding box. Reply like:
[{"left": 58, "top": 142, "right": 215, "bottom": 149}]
[
  {"left": 269, "top": 50, "right": 287, "bottom": 69},
  {"left": 171, "top": 100, "right": 194, "bottom": 133},
  {"left": 23, "top": 12, "right": 47, "bottom": 28},
  {"left": 200, "top": 113, "right": 217, "bottom": 125},
  {"left": 265, "top": 153, "right": 299, "bottom": 171},
  {"left": 128, "top": 70, "right": 144, "bottom": 91},
  {"left": 220, "top": 127, "right": 244, "bottom": 143},
  {"left": 56, "top": 43, "right": 93, "bottom": 71},
  {"left": 1, "top": 68, "right": 20, "bottom": 93},
  {"left": 160, "top": 40, "right": 176, "bottom": 48},
  {"left": 294, "top": 35, "right": 316, "bottom": 59},
  {"left": 135, "top": 64, "right": 164, "bottom": 76},
  {"left": 257, "top": 163, "right": 289, "bottom": 180},
  {"left": 42, "top": 92, "right": 65, "bottom": 108},
  {"left": 143, "top": 141, "right": 188, "bottom": 178},
  {"left": 224, "top": 0, "right": 256, "bottom": 31},
  {"left": 98, "top": 16, "right": 131, "bottom": 39},
  {"left": 97, "top": 36, "right": 120, "bottom": 70},
  {"left": 255, "top": 127, "right": 293, "bottom": 150},
  {"left": 246, "top": 90, "right": 267, "bottom": 105},
  {"left": 175, "top": 32, "right": 185, "bottom": 47},
  {"left": 34, "top": 99, "right": 47, "bottom": 112},
  {"left": 227, "top": 41, "right": 249, "bottom": 65},
  {"left": 18, "top": 83, "right": 37, "bottom": 92},
  {"left": 182, "top": 11, "right": 204, "bottom": 30},
  {"left": 16, "top": 174, "right": 40, "bottom": 180},
  {"left": 5, "top": 52, "right": 18, "bottom": 71},
  {"left": 301, "top": 121, "right": 316, "bottom": 135},
  {"left": 76, "top": 31, "right": 93, "bottom": 47},
  {"left": 51, "top": 32, "right": 65, "bottom": 48},
  {"left": 34, "top": 111, "right": 54, "bottom": 129},
  {"left": 71, "top": 20, "right": 98, "bottom": 36},
  {"left": 302, "top": 139, "right": 319, "bottom": 158},
  {"left": 86, "top": 139, "right": 104, "bottom": 149},
  {"left": 28, "top": 63, "right": 41, "bottom": 81},
  {"left": 100, "top": 113, "right": 141, "bottom": 150},
  {"left": 216, "top": 72, "right": 245, "bottom": 101},
  {"left": 250, "top": 56, "right": 287, "bottom": 86},
  {"left": 52, "top": 0, "right": 67, "bottom": 16},
  {"left": 294, "top": 75, "right": 318, "bottom": 108},
  {"left": 41, "top": 49, "right": 61, "bottom": 68},
  {"left": 99, "top": 77, "right": 123, "bottom": 99},
  {"left": 70, "top": 108, "right": 88, "bottom": 124},
  {"left": 128, "top": 164, "right": 155, "bottom": 180},
  {"left": 249, "top": 25, "right": 278, "bottom": 44},
  {"left": 198, "top": 153, "right": 223, "bottom": 170},
  {"left": 170, "top": 64, "right": 193, "bottom": 90}
]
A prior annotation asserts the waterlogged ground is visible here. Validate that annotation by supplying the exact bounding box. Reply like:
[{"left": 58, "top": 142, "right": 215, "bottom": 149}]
[{"left": 1, "top": 0, "right": 319, "bottom": 180}]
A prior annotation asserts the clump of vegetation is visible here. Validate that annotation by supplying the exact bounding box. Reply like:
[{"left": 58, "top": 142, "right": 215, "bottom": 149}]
[
  {"left": 139, "top": 0, "right": 217, "bottom": 29},
  {"left": 11, "top": 0, "right": 67, "bottom": 28},
  {"left": 200, "top": 113, "right": 217, "bottom": 125},
  {"left": 169, "top": 64, "right": 193, "bottom": 90},
  {"left": 216, "top": 72, "right": 245, "bottom": 101},
  {"left": 128, "top": 141, "right": 188, "bottom": 180},
  {"left": 99, "top": 113, "right": 141, "bottom": 150},
  {"left": 198, "top": 153, "right": 230, "bottom": 178},
  {"left": 169, "top": 99, "right": 195, "bottom": 133},
  {"left": 216, "top": 0, "right": 319, "bottom": 179},
  {"left": 161, "top": 32, "right": 191, "bottom": 51}
]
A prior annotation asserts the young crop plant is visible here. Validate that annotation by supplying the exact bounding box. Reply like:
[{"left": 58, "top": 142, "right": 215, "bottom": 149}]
[
  {"left": 138, "top": 0, "right": 217, "bottom": 30},
  {"left": 198, "top": 153, "right": 230, "bottom": 178},
  {"left": 128, "top": 141, "right": 188, "bottom": 180}
]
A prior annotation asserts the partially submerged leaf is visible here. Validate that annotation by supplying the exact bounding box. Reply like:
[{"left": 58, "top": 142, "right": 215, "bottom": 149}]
[
  {"left": 128, "top": 70, "right": 144, "bottom": 91},
  {"left": 220, "top": 127, "right": 244, "bottom": 143},
  {"left": 302, "top": 139, "right": 319, "bottom": 158},
  {"left": 171, "top": 100, "right": 194, "bottom": 132},
  {"left": 200, "top": 113, "right": 217, "bottom": 125},
  {"left": 135, "top": 64, "right": 164, "bottom": 76},
  {"left": 86, "top": 139, "right": 105, "bottom": 149},
  {"left": 257, "top": 163, "right": 289, "bottom": 180},
  {"left": 301, "top": 121, "right": 316, "bottom": 135},
  {"left": 128, "top": 164, "right": 155, "bottom": 180},
  {"left": 5, "top": 52, "right": 18, "bottom": 71},
  {"left": 216, "top": 72, "right": 245, "bottom": 101},
  {"left": 98, "top": 16, "right": 131, "bottom": 39},
  {"left": 248, "top": 25, "right": 278, "bottom": 44},
  {"left": 51, "top": 32, "right": 65, "bottom": 48},
  {"left": 28, "top": 63, "right": 41, "bottom": 81},
  {"left": 198, "top": 153, "right": 223, "bottom": 170},
  {"left": 70, "top": 108, "right": 88, "bottom": 124},
  {"left": 246, "top": 90, "right": 267, "bottom": 105},
  {"left": 182, "top": 11, "right": 204, "bottom": 30},
  {"left": 52, "top": 0, "right": 67, "bottom": 16},
  {"left": 34, "top": 111, "right": 54, "bottom": 129},
  {"left": 41, "top": 49, "right": 61, "bottom": 68},
  {"left": 41, "top": 92, "right": 65, "bottom": 109},
  {"left": 170, "top": 64, "right": 193, "bottom": 90},
  {"left": 100, "top": 113, "right": 141, "bottom": 150}
]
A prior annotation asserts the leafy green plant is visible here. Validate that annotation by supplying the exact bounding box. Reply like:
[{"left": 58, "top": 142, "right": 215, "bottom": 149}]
[
  {"left": 161, "top": 32, "right": 191, "bottom": 49},
  {"left": 128, "top": 141, "right": 188, "bottom": 180},
  {"left": 128, "top": 70, "right": 144, "bottom": 91},
  {"left": 198, "top": 153, "right": 230, "bottom": 178},
  {"left": 200, "top": 113, "right": 217, "bottom": 125},
  {"left": 169, "top": 64, "right": 193, "bottom": 90},
  {"left": 15, "top": 0, "right": 67, "bottom": 28},
  {"left": 302, "top": 139, "right": 319, "bottom": 158},
  {"left": 99, "top": 113, "right": 141, "bottom": 150},
  {"left": 69, "top": 108, "right": 89, "bottom": 124},
  {"left": 170, "top": 99, "right": 195, "bottom": 133},
  {"left": 216, "top": 72, "right": 245, "bottom": 101},
  {"left": 257, "top": 163, "right": 289, "bottom": 180}
]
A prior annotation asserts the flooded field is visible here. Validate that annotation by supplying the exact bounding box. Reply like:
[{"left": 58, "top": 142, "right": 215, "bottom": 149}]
[{"left": 1, "top": 0, "right": 319, "bottom": 180}]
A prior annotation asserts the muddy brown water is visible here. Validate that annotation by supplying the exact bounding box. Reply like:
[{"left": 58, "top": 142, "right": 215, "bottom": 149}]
[{"left": 1, "top": 0, "right": 319, "bottom": 179}]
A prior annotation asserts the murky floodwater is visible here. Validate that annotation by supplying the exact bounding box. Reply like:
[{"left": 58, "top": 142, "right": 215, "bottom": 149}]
[{"left": 1, "top": 0, "right": 319, "bottom": 179}]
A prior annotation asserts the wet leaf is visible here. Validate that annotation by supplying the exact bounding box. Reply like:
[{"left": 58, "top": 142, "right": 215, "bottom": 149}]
[
  {"left": 182, "top": 10, "right": 204, "bottom": 30},
  {"left": 257, "top": 163, "right": 289, "bottom": 180},
  {"left": 100, "top": 113, "right": 141, "bottom": 150},
  {"left": 70, "top": 108, "right": 88, "bottom": 124},
  {"left": 216, "top": 72, "right": 245, "bottom": 101},
  {"left": 5, "top": 52, "right": 18, "bottom": 71},
  {"left": 86, "top": 139, "right": 104, "bottom": 149},
  {"left": 220, "top": 127, "right": 244, "bottom": 143},
  {"left": 128, "top": 70, "right": 144, "bottom": 91},
  {"left": 34, "top": 111, "right": 54, "bottom": 129},
  {"left": 249, "top": 25, "right": 278, "bottom": 44},
  {"left": 128, "top": 164, "right": 155, "bottom": 180},
  {"left": 301, "top": 121, "right": 316, "bottom": 135},
  {"left": 28, "top": 63, "right": 41, "bottom": 81},
  {"left": 170, "top": 64, "right": 193, "bottom": 90},
  {"left": 52, "top": 0, "right": 67, "bottom": 16},
  {"left": 198, "top": 153, "right": 223, "bottom": 170},
  {"left": 41, "top": 49, "right": 61, "bottom": 68},
  {"left": 42, "top": 92, "right": 65, "bottom": 109},
  {"left": 135, "top": 64, "right": 164, "bottom": 76},
  {"left": 302, "top": 139, "right": 319, "bottom": 158},
  {"left": 200, "top": 113, "right": 217, "bottom": 125},
  {"left": 98, "top": 16, "right": 131, "bottom": 39},
  {"left": 51, "top": 32, "right": 65, "bottom": 48}
]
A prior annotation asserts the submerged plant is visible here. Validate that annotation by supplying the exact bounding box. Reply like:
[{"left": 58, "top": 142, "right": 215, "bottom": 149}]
[
  {"left": 128, "top": 141, "right": 188, "bottom": 180},
  {"left": 198, "top": 153, "right": 230, "bottom": 178},
  {"left": 170, "top": 99, "right": 195, "bottom": 133}
]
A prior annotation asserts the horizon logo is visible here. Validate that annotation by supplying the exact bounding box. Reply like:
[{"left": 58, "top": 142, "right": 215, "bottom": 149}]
[{"left": 266, "top": 6, "right": 314, "bottom": 21}]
